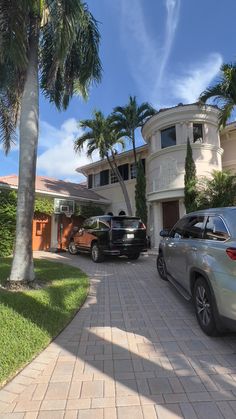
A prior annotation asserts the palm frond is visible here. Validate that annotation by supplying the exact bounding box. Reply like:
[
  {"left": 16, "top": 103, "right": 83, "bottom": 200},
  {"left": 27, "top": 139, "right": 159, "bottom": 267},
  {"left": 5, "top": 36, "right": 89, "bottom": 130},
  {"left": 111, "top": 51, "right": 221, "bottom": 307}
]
[
  {"left": 41, "top": 1, "right": 102, "bottom": 109},
  {"left": 218, "top": 101, "right": 235, "bottom": 128}
]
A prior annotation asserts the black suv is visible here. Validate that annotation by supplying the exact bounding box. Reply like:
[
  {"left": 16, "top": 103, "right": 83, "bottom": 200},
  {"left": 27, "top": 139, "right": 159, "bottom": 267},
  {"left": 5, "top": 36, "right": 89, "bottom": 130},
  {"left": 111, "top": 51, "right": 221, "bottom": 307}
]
[{"left": 68, "top": 215, "right": 147, "bottom": 262}]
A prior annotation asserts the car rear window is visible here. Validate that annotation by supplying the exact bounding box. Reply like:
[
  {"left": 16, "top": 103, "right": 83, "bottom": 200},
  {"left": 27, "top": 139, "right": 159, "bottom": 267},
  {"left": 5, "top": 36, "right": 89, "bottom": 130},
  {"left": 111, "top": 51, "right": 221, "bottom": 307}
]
[{"left": 112, "top": 218, "right": 144, "bottom": 229}]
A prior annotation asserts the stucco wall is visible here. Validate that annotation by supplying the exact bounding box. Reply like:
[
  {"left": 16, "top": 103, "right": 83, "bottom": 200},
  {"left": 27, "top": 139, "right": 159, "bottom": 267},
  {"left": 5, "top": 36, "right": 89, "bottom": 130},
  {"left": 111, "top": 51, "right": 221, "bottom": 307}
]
[
  {"left": 221, "top": 125, "right": 236, "bottom": 173},
  {"left": 92, "top": 180, "right": 136, "bottom": 215}
]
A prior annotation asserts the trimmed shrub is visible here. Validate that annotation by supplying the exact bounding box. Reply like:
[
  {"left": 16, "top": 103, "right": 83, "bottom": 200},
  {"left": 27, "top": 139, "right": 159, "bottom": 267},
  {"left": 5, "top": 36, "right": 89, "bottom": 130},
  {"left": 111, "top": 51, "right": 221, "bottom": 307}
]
[{"left": 0, "top": 189, "right": 17, "bottom": 256}]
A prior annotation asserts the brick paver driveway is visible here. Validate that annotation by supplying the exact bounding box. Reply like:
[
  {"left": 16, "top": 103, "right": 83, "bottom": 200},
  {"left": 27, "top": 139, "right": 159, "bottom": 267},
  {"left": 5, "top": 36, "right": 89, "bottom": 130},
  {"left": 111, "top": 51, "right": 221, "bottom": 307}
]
[{"left": 1, "top": 252, "right": 236, "bottom": 418}]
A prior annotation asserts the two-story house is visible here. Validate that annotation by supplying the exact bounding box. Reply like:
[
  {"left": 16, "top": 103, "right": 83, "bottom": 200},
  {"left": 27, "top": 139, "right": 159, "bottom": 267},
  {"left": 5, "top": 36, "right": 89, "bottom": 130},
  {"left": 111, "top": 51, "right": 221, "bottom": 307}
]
[{"left": 77, "top": 103, "right": 236, "bottom": 248}]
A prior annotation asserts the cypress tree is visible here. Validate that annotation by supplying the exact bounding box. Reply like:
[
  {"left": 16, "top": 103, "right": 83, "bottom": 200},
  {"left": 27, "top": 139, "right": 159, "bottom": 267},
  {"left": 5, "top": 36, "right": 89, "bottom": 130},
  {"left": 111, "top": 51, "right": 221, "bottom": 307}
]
[
  {"left": 184, "top": 138, "right": 197, "bottom": 213},
  {"left": 135, "top": 160, "right": 147, "bottom": 225}
]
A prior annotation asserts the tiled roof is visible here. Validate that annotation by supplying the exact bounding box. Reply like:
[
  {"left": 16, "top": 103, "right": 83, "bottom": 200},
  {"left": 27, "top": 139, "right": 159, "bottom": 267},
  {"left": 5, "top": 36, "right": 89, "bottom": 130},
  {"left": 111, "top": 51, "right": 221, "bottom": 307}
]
[{"left": 0, "top": 175, "right": 109, "bottom": 203}]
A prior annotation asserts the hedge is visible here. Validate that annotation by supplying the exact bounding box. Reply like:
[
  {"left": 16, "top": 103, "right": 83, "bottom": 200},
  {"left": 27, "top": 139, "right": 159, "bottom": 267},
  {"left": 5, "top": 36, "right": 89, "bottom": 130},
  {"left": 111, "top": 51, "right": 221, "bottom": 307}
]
[
  {"left": 0, "top": 190, "right": 17, "bottom": 257},
  {"left": 0, "top": 190, "right": 54, "bottom": 257}
]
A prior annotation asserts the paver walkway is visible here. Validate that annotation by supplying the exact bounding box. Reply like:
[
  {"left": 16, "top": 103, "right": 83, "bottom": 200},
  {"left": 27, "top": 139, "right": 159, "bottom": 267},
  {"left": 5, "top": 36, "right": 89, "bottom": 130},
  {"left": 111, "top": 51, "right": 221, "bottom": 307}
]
[{"left": 1, "top": 252, "right": 236, "bottom": 418}]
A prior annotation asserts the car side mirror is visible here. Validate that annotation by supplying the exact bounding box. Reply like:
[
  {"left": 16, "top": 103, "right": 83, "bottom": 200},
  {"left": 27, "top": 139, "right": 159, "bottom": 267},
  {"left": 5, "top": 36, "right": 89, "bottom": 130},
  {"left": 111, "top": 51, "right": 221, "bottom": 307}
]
[
  {"left": 78, "top": 228, "right": 84, "bottom": 236},
  {"left": 160, "top": 229, "right": 169, "bottom": 238}
]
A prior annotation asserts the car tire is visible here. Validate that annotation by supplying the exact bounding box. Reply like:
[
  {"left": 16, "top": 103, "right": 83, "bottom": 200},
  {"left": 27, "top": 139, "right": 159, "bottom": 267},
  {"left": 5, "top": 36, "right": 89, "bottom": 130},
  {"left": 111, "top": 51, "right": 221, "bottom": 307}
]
[
  {"left": 127, "top": 253, "right": 140, "bottom": 260},
  {"left": 91, "top": 243, "right": 104, "bottom": 263},
  {"left": 156, "top": 254, "right": 168, "bottom": 280},
  {"left": 68, "top": 241, "right": 78, "bottom": 255},
  {"left": 193, "top": 277, "right": 219, "bottom": 336}
]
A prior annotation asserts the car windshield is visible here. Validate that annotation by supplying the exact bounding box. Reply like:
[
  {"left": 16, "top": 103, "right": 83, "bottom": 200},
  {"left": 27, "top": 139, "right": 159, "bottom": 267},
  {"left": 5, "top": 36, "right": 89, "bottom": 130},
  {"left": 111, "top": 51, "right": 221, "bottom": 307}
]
[{"left": 112, "top": 218, "right": 143, "bottom": 229}]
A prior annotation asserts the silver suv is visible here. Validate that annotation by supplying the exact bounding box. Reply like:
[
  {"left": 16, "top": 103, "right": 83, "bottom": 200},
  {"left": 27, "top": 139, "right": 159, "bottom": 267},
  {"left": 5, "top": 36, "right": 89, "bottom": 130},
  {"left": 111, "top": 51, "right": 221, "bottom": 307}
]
[{"left": 157, "top": 207, "right": 236, "bottom": 336}]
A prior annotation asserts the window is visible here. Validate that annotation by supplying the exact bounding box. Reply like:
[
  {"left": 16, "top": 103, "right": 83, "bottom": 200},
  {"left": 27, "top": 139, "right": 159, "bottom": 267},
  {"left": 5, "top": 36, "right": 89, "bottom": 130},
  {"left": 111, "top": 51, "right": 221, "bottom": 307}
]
[
  {"left": 94, "top": 173, "right": 100, "bottom": 187},
  {"left": 130, "top": 159, "right": 145, "bottom": 179},
  {"left": 184, "top": 216, "right": 205, "bottom": 239},
  {"left": 118, "top": 164, "right": 129, "bottom": 181},
  {"left": 170, "top": 216, "right": 205, "bottom": 239},
  {"left": 193, "top": 123, "right": 203, "bottom": 143},
  {"left": 161, "top": 126, "right": 176, "bottom": 149},
  {"left": 100, "top": 169, "right": 109, "bottom": 186},
  {"left": 112, "top": 218, "right": 143, "bottom": 229},
  {"left": 88, "top": 174, "right": 93, "bottom": 189},
  {"left": 98, "top": 220, "right": 110, "bottom": 230},
  {"left": 204, "top": 216, "right": 229, "bottom": 241},
  {"left": 111, "top": 170, "right": 118, "bottom": 184},
  {"left": 83, "top": 218, "right": 97, "bottom": 229}
]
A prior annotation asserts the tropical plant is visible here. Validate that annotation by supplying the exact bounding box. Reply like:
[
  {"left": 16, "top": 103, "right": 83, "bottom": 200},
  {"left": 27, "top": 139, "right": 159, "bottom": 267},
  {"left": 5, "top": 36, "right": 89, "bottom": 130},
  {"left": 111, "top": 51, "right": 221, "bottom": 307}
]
[
  {"left": 74, "top": 110, "right": 133, "bottom": 215},
  {"left": 112, "top": 96, "right": 156, "bottom": 166},
  {"left": 75, "top": 203, "right": 104, "bottom": 218},
  {"left": 197, "top": 170, "right": 236, "bottom": 209},
  {"left": 199, "top": 62, "right": 236, "bottom": 127},
  {"left": 0, "top": 1, "right": 101, "bottom": 282},
  {"left": 184, "top": 138, "right": 198, "bottom": 213},
  {"left": 135, "top": 160, "right": 147, "bottom": 225},
  {"left": 0, "top": 189, "right": 17, "bottom": 257}
]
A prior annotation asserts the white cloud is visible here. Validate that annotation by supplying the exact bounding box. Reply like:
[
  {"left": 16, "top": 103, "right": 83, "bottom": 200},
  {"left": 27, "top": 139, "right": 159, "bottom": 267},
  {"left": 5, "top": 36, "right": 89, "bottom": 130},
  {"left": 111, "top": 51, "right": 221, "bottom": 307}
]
[
  {"left": 173, "top": 53, "right": 223, "bottom": 103},
  {"left": 116, "top": 0, "right": 223, "bottom": 108},
  {"left": 119, "top": 0, "right": 180, "bottom": 103},
  {"left": 157, "top": 0, "right": 181, "bottom": 86},
  {"left": 37, "top": 118, "right": 99, "bottom": 181}
]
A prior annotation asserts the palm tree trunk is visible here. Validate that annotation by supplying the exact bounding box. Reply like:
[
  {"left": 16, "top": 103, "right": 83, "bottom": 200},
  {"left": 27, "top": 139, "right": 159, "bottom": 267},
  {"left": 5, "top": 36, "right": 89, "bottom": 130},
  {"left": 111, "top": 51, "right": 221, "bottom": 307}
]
[
  {"left": 132, "top": 129, "right": 137, "bottom": 169},
  {"left": 108, "top": 153, "right": 133, "bottom": 216},
  {"left": 9, "top": 17, "right": 40, "bottom": 283}
]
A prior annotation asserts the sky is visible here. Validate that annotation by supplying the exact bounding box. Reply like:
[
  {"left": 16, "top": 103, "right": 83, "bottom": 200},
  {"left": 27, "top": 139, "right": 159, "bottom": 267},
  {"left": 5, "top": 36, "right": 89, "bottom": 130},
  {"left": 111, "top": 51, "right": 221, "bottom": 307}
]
[{"left": 1, "top": 0, "right": 236, "bottom": 183}]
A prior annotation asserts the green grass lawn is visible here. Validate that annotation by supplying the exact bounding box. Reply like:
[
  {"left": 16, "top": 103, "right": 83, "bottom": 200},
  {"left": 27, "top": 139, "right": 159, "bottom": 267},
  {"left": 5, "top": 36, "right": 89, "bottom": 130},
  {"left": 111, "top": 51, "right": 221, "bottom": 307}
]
[{"left": 0, "top": 258, "right": 89, "bottom": 387}]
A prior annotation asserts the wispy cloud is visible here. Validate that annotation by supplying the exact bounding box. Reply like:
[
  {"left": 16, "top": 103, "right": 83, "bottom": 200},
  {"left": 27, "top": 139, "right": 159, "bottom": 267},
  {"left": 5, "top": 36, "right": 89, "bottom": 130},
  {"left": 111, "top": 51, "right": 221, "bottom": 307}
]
[
  {"left": 119, "top": 0, "right": 180, "bottom": 103},
  {"left": 157, "top": 0, "right": 181, "bottom": 87},
  {"left": 37, "top": 118, "right": 99, "bottom": 181},
  {"left": 117, "top": 0, "right": 222, "bottom": 107},
  {"left": 173, "top": 53, "right": 223, "bottom": 103}
]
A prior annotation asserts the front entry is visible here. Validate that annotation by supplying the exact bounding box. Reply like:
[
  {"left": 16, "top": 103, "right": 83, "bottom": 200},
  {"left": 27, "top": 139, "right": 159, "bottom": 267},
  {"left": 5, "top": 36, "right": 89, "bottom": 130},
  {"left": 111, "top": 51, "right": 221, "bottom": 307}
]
[{"left": 162, "top": 200, "right": 179, "bottom": 231}]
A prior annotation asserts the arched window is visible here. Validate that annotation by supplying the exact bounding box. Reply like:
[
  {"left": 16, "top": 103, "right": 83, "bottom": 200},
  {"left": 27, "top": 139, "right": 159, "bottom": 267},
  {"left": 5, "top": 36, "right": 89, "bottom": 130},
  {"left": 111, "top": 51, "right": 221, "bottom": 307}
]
[{"left": 119, "top": 210, "right": 126, "bottom": 216}]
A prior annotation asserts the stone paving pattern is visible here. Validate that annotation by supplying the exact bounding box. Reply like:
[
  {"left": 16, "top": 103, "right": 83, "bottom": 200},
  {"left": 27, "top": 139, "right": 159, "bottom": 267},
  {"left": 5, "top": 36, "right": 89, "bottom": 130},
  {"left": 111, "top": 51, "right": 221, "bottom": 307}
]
[{"left": 1, "top": 252, "right": 236, "bottom": 418}]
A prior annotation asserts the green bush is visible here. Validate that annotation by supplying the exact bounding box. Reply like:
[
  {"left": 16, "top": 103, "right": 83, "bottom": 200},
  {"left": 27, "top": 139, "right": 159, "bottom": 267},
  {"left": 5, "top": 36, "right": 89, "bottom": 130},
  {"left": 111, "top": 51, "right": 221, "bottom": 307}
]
[
  {"left": 75, "top": 203, "right": 105, "bottom": 218},
  {"left": 0, "top": 190, "right": 17, "bottom": 257},
  {"left": 0, "top": 190, "right": 54, "bottom": 257}
]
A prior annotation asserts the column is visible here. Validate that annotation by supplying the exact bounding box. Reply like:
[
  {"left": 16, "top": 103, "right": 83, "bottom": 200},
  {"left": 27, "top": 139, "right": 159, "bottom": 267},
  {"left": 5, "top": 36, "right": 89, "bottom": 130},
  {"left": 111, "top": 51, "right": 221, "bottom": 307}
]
[{"left": 153, "top": 201, "right": 163, "bottom": 249}]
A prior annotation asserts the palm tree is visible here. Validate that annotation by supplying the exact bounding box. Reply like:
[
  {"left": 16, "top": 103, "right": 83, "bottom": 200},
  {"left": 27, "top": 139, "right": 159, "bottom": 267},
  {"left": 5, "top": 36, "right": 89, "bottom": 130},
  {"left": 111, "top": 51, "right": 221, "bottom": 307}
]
[
  {"left": 0, "top": 1, "right": 101, "bottom": 283},
  {"left": 199, "top": 62, "right": 236, "bottom": 127},
  {"left": 74, "top": 111, "right": 133, "bottom": 215},
  {"left": 112, "top": 96, "right": 156, "bottom": 167},
  {"left": 197, "top": 170, "right": 236, "bottom": 209}
]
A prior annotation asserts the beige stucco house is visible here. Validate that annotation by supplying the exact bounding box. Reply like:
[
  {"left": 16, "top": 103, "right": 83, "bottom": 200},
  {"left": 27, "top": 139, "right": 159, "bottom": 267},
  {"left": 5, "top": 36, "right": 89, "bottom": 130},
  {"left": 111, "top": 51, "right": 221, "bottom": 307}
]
[{"left": 77, "top": 103, "right": 236, "bottom": 248}]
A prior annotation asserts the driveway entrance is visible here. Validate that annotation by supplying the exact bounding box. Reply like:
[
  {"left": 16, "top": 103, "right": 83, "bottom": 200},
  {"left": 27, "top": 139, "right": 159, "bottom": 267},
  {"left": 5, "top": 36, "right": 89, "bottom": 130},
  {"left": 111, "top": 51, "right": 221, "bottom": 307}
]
[{"left": 1, "top": 253, "right": 236, "bottom": 418}]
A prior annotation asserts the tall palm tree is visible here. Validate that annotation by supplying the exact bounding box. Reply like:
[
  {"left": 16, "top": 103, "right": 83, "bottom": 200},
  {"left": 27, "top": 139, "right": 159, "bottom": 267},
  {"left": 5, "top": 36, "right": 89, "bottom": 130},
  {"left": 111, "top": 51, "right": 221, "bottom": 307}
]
[
  {"left": 74, "top": 111, "right": 133, "bottom": 215},
  {"left": 199, "top": 62, "right": 236, "bottom": 127},
  {"left": 112, "top": 96, "right": 156, "bottom": 167},
  {"left": 0, "top": 1, "right": 101, "bottom": 283}
]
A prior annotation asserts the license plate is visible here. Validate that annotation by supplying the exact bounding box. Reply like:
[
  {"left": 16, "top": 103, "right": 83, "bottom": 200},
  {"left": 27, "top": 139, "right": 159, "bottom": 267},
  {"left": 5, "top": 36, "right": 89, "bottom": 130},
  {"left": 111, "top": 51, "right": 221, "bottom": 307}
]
[{"left": 127, "top": 233, "right": 134, "bottom": 239}]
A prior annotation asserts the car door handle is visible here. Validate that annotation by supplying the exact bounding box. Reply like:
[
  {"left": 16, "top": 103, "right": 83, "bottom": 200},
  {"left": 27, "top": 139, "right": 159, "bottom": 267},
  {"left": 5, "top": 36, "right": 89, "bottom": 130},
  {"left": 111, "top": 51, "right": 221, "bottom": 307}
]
[{"left": 191, "top": 247, "right": 197, "bottom": 251}]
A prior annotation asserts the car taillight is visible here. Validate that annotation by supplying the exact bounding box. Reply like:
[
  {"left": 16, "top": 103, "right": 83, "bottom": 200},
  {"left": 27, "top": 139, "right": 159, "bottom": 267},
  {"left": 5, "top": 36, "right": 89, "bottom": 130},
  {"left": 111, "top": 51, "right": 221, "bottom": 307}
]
[
  {"left": 226, "top": 248, "right": 236, "bottom": 260},
  {"left": 139, "top": 222, "right": 146, "bottom": 229}
]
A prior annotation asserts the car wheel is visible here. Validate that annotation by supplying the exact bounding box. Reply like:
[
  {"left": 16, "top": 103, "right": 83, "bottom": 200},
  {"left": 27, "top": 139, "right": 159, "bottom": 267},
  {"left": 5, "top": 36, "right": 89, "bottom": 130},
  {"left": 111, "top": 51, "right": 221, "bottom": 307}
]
[
  {"left": 127, "top": 253, "right": 140, "bottom": 260},
  {"left": 91, "top": 243, "right": 104, "bottom": 263},
  {"left": 68, "top": 241, "right": 78, "bottom": 255},
  {"left": 193, "top": 277, "right": 218, "bottom": 336},
  {"left": 156, "top": 254, "right": 168, "bottom": 280}
]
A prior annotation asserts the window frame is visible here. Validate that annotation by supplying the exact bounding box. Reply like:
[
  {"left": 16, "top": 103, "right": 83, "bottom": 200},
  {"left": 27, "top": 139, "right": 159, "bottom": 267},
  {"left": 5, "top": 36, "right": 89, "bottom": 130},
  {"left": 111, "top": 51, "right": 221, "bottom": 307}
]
[
  {"left": 161, "top": 125, "right": 177, "bottom": 149},
  {"left": 203, "top": 215, "right": 230, "bottom": 242},
  {"left": 170, "top": 215, "right": 206, "bottom": 239},
  {"left": 193, "top": 123, "right": 203, "bottom": 143}
]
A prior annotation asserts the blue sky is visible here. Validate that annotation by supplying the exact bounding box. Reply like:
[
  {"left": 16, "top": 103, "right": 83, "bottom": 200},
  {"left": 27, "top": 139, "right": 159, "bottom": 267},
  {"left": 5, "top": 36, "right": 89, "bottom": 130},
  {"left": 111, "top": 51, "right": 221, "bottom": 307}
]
[{"left": 1, "top": 0, "right": 236, "bottom": 182}]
